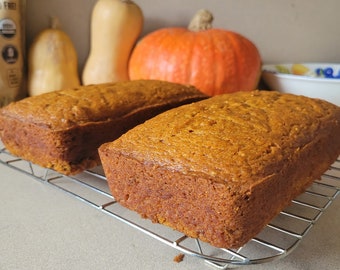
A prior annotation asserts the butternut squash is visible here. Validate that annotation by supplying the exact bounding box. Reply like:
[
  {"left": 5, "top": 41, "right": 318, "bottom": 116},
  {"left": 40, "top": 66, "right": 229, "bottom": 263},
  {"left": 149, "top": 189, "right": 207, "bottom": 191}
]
[
  {"left": 28, "top": 17, "right": 80, "bottom": 96},
  {"left": 82, "top": 0, "right": 143, "bottom": 85}
]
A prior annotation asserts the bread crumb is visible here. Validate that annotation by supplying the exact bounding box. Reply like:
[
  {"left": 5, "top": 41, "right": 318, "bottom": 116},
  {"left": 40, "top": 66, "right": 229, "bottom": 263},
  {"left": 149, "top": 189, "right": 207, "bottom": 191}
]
[{"left": 173, "top": 253, "right": 185, "bottom": 263}]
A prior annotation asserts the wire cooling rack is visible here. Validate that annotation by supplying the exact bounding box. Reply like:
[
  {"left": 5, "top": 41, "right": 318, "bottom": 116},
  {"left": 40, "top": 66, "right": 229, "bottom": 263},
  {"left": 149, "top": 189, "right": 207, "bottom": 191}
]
[{"left": 0, "top": 143, "right": 339, "bottom": 269}]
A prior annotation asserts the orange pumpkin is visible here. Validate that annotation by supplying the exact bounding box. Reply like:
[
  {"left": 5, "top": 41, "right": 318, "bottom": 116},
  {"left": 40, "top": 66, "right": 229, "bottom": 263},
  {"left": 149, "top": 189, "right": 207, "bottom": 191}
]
[{"left": 129, "top": 9, "right": 262, "bottom": 96}]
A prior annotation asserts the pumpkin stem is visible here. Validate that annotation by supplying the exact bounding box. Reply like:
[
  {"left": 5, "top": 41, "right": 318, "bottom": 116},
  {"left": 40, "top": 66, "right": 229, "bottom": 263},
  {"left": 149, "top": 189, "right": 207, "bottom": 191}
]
[{"left": 188, "top": 9, "right": 214, "bottom": 32}]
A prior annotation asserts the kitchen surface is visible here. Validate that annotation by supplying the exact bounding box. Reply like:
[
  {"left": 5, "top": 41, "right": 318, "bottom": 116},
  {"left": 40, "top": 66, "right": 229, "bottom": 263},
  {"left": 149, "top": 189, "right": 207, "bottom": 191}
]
[
  {"left": 1, "top": 144, "right": 339, "bottom": 270},
  {"left": 1, "top": 0, "right": 340, "bottom": 269}
]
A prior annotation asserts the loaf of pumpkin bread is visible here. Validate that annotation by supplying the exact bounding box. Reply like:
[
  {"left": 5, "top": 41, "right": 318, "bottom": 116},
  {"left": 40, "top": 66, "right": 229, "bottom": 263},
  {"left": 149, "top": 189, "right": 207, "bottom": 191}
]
[
  {"left": 0, "top": 80, "right": 207, "bottom": 175},
  {"left": 99, "top": 90, "right": 340, "bottom": 248}
]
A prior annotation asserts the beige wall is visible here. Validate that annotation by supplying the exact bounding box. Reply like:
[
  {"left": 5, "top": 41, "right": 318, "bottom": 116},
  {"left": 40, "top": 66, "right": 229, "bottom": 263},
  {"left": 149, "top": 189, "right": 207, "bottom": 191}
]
[{"left": 26, "top": 0, "right": 340, "bottom": 72}]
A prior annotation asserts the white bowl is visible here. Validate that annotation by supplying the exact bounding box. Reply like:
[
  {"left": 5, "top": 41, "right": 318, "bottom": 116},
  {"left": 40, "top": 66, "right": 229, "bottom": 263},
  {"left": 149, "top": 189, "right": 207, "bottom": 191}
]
[{"left": 262, "top": 63, "right": 340, "bottom": 106}]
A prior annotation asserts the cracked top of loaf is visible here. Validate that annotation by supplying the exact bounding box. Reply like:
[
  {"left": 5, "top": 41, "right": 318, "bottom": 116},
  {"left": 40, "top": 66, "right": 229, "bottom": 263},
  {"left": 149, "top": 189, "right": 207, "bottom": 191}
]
[
  {"left": 102, "top": 90, "right": 340, "bottom": 187},
  {"left": 0, "top": 80, "right": 207, "bottom": 130}
]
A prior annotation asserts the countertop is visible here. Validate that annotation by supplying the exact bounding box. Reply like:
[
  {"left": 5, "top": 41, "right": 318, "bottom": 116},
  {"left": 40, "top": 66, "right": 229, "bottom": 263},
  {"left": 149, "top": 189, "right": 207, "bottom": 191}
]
[{"left": 0, "top": 152, "right": 339, "bottom": 270}]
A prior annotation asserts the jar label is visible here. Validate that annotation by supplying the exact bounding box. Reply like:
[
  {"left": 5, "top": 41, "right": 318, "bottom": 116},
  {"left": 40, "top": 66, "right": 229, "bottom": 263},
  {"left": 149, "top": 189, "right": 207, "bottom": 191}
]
[
  {"left": 0, "top": 18, "right": 16, "bottom": 38},
  {"left": 0, "top": 0, "right": 24, "bottom": 107},
  {"left": 2, "top": 44, "right": 18, "bottom": 63}
]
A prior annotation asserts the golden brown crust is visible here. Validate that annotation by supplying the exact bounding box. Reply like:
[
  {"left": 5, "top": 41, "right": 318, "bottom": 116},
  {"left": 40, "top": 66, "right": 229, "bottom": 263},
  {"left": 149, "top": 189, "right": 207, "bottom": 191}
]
[
  {"left": 0, "top": 80, "right": 207, "bottom": 175},
  {"left": 99, "top": 90, "right": 340, "bottom": 248},
  {"left": 0, "top": 80, "right": 206, "bottom": 130}
]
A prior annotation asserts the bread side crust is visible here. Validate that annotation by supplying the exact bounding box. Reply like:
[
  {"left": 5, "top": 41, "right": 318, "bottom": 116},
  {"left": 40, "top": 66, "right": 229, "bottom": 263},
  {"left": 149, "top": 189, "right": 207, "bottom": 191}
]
[
  {"left": 0, "top": 80, "right": 207, "bottom": 175},
  {"left": 100, "top": 126, "right": 339, "bottom": 248},
  {"left": 99, "top": 91, "right": 340, "bottom": 248}
]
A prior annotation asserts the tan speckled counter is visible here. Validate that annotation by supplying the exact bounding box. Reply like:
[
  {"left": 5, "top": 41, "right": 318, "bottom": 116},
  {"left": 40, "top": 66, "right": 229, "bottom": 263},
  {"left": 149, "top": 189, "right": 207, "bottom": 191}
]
[{"left": 0, "top": 159, "right": 339, "bottom": 270}]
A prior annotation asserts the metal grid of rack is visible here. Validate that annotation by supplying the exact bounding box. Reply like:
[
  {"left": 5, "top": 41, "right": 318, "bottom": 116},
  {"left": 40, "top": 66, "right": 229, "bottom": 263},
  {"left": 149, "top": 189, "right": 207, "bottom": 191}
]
[{"left": 0, "top": 143, "right": 339, "bottom": 269}]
